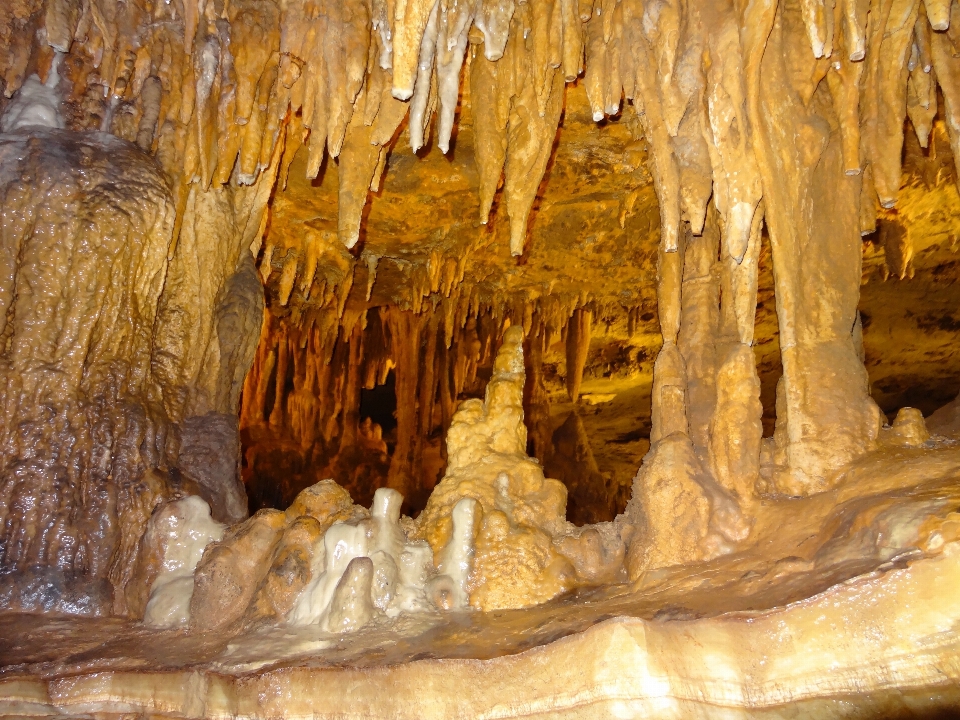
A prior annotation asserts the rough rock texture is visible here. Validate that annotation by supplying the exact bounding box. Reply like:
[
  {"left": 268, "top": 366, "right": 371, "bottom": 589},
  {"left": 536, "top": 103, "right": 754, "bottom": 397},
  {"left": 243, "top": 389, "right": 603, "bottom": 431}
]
[
  {"left": 623, "top": 433, "right": 712, "bottom": 578},
  {"left": 5, "top": 458, "right": 960, "bottom": 716},
  {"left": 0, "top": 130, "right": 175, "bottom": 615},
  {"left": 189, "top": 509, "right": 288, "bottom": 632},
  {"left": 414, "top": 326, "right": 581, "bottom": 610},
  {"left": 177, "top": 414, "right": 248, "bottom": 525},
  {"left": 0, "top": 129, "right": 263, "bottom": 615}
]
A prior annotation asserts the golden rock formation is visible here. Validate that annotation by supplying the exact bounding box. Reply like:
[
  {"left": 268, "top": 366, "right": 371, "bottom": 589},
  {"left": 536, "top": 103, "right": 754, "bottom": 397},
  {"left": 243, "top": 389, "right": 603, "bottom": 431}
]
[{"left": 3, "top": 0, "right": 960, "bottom": 714}]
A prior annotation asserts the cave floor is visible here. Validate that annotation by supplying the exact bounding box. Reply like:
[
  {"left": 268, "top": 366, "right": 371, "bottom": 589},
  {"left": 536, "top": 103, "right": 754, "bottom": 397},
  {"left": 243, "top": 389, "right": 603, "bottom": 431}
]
[{"left": 2, "top": 443, "right": 960, "bottom": 682}]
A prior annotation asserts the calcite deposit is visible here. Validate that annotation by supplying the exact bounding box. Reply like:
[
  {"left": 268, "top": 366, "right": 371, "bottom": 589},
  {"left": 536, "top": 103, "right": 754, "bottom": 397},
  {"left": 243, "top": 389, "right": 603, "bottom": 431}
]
[{"left": 3, "top": 0, "right": 960, "bottom": 715}]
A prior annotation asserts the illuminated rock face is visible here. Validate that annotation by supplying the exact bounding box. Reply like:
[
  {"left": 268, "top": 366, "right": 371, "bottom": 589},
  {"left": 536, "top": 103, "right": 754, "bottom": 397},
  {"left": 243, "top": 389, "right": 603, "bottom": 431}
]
[
  {"left": 0, "top": 130, "right": 176, "bottom": 615},
  {"left": 3, "top": 0, "right": 960, "bottom": 715},
  {"left": 0, "top": 129, "right": 262, "bottom": 614}
]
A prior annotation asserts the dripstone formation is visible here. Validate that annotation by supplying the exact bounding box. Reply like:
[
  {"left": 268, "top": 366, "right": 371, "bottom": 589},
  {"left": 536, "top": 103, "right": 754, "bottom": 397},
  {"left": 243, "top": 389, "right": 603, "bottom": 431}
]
[{"left": 2, "top": 0, "right": 960, "bottom": 717}]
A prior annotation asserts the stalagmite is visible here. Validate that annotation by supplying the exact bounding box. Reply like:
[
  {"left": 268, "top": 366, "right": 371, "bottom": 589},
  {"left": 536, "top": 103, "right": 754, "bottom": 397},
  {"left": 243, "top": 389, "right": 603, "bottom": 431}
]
[
  {"left": 677, "top": 217, "right": 720, "bottom": 456},
  {"left": 326, "top": 556, "right": 376, "bottom": 632},
  {"left": 141, "top": 497, "right": 225, "bottom": 628},
  {"left": 708, "top": 345, "right": 762, "bottom": 503},
  {"left": 430, "top": 496, "right": 480, "bottom": 609}
]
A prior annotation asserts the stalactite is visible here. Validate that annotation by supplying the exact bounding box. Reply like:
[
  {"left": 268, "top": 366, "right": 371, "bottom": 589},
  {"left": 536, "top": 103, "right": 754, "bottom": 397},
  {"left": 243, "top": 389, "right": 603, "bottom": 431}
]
[
  {"left": 930, "top": 4, "right": 960, "bottom": 194},
  {"left": 338, "top": 322, "right": 365, "bottom": 454},
  {"left": 392, "top": 0, "right": 440, "bottom": 101},
  {"left": 564, "top": 307, "right": 591, "bottom": 403},
  {"left": 701, "top": 2, "right": 763, "bottom": 263},
  {"left": 4, "top": 0, "right": 959, "bottom": 633},
  {"left": 419, "top": 313, "right": 441, "bottom": 442},
  {"left": 523, "top": 317, "right": 552, "bottom": 465},
  {"left": 471, "top": 39, "right": 509, "bottom": 225},
  {"left": 436, "top": 0, "right": 476, "bottom": 153}
]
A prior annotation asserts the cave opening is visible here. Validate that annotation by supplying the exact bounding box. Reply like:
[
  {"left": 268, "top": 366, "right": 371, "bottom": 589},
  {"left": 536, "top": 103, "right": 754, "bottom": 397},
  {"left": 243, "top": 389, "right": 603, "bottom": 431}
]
[{"left": 359, "top": 369, "right": 398, "bottom": 440}]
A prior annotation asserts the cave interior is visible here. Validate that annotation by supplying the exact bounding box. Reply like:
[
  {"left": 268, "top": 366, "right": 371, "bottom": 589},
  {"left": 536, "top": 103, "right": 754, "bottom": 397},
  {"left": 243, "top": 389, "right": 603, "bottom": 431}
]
[{"left": 2, "top": 0, "right": 960, "bottom": 716}]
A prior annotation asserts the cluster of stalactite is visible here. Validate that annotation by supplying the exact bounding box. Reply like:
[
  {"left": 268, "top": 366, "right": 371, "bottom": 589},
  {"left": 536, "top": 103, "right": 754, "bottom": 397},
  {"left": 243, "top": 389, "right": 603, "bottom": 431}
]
[
  {"left": 238, "top": 292, "right": 620, "bottom": 519},
  {"left": 3, "top": 0, "right": 959, "bottom": 616},
  {"left": 2, "top": 0, "right": 950, "bottom": 485}
]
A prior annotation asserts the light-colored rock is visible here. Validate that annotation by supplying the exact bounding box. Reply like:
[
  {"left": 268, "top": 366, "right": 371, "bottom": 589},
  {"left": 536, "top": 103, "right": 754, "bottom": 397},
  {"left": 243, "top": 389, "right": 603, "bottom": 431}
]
[
  {"left": 326, "top": 556, "right": 376, "bottom": 633},
  {"left": 880, "top": 407, "right": 931, "bottom": 448},
  {"left": 708, "top": 345, "right": 763, "bottom": 503},
  {"left": 141, "top": 497, "right": 225, "bottom": 628},
  {"left": 415, "top": 326, "right": 576, "bottom": 611},
  {"left": 623, "top": 433, "right": 712, "bottom": 580}
]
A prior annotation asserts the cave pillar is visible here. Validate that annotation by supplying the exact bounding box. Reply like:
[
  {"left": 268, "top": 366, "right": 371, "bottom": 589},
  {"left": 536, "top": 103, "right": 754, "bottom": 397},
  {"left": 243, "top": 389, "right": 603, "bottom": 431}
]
[
  {"left": 708, "top": 202, "right": 764, "bottom": 504},
  {"left": 650, "top": 233, "right": 688, "bottom": 444},
  {"left": 337, "top": 321, "right": 365, "bottom": 454},
  {"left": 386, "top": 309, "right": 423, "bottom": 500},
  {"left": 748, "top": 6, "right": 880, "bottom": 494},
  {"left": 677, "top": 217, "right": 721, "bottom": 459},
  {"left": 523, "top": 316, "right": 553, "bottom": 466},
  {"left": 0, "top": 131, "right": 264, "bottom": 614}
]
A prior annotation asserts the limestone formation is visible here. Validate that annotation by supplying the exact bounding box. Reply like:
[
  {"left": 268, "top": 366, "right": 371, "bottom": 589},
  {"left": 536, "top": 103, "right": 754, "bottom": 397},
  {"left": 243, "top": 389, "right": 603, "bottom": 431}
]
[
  {"left": 414, "top": 326, "right": 581, "bottom": 610},
  {"left": 3, "top": 0, "right": 960, "bottom": 715},
  {"left": 140, "top": 497, "right": 225, "bottom": 628}
]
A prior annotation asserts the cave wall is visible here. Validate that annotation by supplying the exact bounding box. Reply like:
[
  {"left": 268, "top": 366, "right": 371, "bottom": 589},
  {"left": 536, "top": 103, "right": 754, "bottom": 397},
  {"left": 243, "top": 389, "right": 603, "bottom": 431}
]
[{"left": 0, "top": 131, "right": 263, "bottom": 614}]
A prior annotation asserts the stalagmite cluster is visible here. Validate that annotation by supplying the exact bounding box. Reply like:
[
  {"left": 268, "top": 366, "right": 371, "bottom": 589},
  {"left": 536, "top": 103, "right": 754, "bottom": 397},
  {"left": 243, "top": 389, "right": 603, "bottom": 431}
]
[{"left": 4, "top": 0, "right": 960, "bottom": 715}]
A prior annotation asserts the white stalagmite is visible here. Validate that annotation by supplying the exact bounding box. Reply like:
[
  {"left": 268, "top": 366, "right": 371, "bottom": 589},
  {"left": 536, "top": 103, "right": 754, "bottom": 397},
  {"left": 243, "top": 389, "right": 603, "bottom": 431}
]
[
  {"left": 430, "top": 497, "right": 481, "bottom": 609},
  {"left": 289, "top": 488, "right": 437, "bottom": 628},
  {"left": 143, "top": 497, "right": 226, "bottom": 629}
]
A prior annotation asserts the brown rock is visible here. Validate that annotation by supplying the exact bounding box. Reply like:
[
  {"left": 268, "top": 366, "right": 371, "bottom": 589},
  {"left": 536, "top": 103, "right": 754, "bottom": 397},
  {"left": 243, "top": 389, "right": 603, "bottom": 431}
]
[
  {"left": 244, "top": 516, "right": 324, "bottom": 624},
  {"left": 189, "top": 509, "right": 287, "bottom": 632}
]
